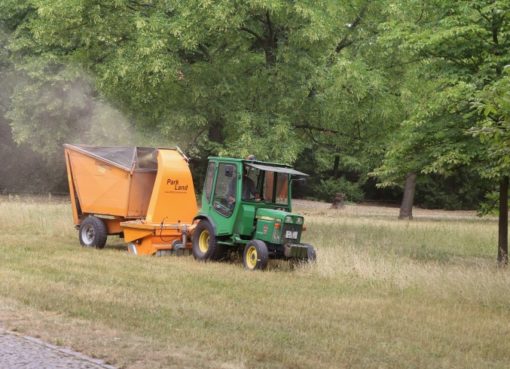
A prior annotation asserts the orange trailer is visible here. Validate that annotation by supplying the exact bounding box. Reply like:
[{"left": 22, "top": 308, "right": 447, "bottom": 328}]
[{"left": 64, "top": 144, "right": 197, "bottom": 255}]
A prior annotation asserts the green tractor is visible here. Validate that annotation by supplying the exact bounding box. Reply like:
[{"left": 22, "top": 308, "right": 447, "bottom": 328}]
[{"left": 192, "top": 156, "right": 316, "bottom": 270}]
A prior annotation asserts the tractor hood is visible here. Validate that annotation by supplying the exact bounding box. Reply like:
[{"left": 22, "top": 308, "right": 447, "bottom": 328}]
[
  {"left": 255, "top": 208, "right": 304, "bottom": 225},
  {"left": 254, "top": 208, "right": 304, "bottom": 244}
]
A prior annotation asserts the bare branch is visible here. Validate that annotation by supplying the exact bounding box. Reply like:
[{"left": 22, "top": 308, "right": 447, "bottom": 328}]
[
  {"left": 294, "top": 124, "right": 340, "bottom": 134},
  {"left": 294, "top": 124, "right": 362, "bottom": 142},
  {"left": 240, "top": 27, "right": 262, "bottom": 40},
  {"left": 335, "top": 1, "right": 369, "bottom": 54},
  {"left": 266, "top": 11, "right": 274, "bottom": 41}
]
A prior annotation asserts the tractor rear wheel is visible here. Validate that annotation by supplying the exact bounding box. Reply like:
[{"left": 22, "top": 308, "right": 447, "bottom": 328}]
[
  {"left": 79, "top": 216, "right": 107, "bottom": 249},
  {"left": 243, "top": 240, "right": 269, "bottom": 271},
  {"left": 192, "top": 220, "right": 225, "bottom": 261}
]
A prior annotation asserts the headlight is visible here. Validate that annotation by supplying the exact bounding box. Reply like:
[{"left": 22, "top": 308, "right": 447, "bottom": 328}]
[
  {"left": 296, "top": 217, "right": 303, "bottom": 225},
  {"left": 285, "top": 216, "right": 293, "bottom": 223}
]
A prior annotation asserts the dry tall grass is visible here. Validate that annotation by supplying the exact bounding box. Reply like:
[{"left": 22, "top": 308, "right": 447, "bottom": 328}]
[
  {"left": 0, "top": 196, "right": 509, "bottom": 369},
  {"left": 295, "top": 201, "right": 508, "bottom": 307}
]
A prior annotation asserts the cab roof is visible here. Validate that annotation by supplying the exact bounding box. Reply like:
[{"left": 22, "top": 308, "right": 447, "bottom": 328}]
[{"left": 207, "top": 156, "right": 308, "bottom": 177}]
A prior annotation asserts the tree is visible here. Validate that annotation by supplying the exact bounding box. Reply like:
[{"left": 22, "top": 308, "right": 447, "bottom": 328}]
[
  {"left": 2, "top": 0, "right": 499, "bottom": 221},
  {"left": 1, "top": 0, "right": 402, "bottom": 185},
  {"left": 374, "top": 0, "right": 510, "bottom": 262},
  {"left": 474, "top": 72, "right": 510, "bottom": 265},
  {"left": 0, "top": 1, "right": 134, "bottom": 157}
]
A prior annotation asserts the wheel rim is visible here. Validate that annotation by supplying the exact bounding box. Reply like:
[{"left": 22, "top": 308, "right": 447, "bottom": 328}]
[
  {"left": 246, "top": 245, "right": 258, "bottom": 269},
  {"left": 198, "top": 230, "right": 209, "bottom": 253},
  {"left": 81, "top": 224, "right": 95, "bottom": 245}
]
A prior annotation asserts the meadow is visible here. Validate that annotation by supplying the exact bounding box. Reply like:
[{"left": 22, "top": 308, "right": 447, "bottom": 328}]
[{"left": 0, "top": 196, "right": 509, "bottom": 369}]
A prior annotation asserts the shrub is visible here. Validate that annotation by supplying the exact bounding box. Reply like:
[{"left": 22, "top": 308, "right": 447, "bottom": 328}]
[{"left": 313, "top": 177, "right": 364, "bottom": 203}]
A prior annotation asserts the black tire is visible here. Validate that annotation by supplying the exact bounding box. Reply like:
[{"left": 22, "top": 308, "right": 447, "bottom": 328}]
[
  {"left": 303, "top": 243, "right": 317, "bottom": 262},
  {"left": 243, "top": 240, "right": 269, "bottom": 270},
  {"left": 79, "top": 216, "right": 107, "bottom": 249},
  {"left": 192, "top": 220, "right": 225, "bottom": 261},
  {"left": 213, "top": 244, "right": 228, "bottom": 260}
]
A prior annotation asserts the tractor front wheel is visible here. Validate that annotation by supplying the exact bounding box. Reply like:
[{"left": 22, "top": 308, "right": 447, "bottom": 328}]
[
  {"left": 192, "top": 220, "right": 225, "bottom": 261},
  {"left": 79, "top": 216, "right": 107, "bottom": 249},
  {"left": 243, "top": 240, "right": 269, "bottom": 271}
]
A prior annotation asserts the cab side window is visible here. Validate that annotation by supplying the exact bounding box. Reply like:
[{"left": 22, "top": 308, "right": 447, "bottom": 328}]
[
  {"left": 263, "top": 171, "right": 274, "bottom": 202},
  {"left": 203, "top": 162, "right": 215, "bottom": 202},
  {"left": 213, "top": 163, "right": 237, "bottom": 217},
  {"left": 275, "top": 173, "right": 289, "bottom": 205}
]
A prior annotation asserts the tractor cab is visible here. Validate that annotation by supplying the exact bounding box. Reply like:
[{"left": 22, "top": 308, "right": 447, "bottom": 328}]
[{"left": 193, "top": 156, "right": 316, "bottom": 270}]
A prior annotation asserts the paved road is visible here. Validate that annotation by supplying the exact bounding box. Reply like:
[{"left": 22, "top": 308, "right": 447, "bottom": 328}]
[{"left": 0, "top": 329, "right": 117, "bottom": 369}]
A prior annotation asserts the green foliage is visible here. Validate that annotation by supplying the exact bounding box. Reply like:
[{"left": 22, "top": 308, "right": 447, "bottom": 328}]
[
  {"left": 374, "top": 0, "right": 510, "bottom": 211},
  {"left": 472, "top": 71, "right": 510, "bottom": 178},
  {"left": 3, "top": 0, "right": 386, "bottom": 164},
  {"left": 0, "top": 0, "right": 508, "bottom": 211},
  {"left": 414, "top": 172, "right": 492, "bottom": 210}
]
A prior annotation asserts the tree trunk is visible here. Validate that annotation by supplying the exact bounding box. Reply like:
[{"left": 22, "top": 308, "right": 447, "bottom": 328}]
[
  {"left": 399, "top": 172, "right": 417, "bottom": 220},
  {"left": 263, "top": 11, "right": 277, "bottom": 67},
  {"left": 332, "top": 154, "right": 340, "bottom": 178},
  {"left": 264, "top": 46, "right": 277, "bottom": 66},
  {"left": 207, "top": 120, "right": 224, "bottom": 143},
  {"left": 498, "top": 176, "right": 509, "bottom": 266}
]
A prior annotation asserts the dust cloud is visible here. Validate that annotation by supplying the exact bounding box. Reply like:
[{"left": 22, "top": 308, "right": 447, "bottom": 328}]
[{"left": 0, "top": 53, "right": 137, "bottom": 193}]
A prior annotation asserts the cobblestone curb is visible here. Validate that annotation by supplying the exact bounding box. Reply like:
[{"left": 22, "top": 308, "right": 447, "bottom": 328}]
[{"left": 0, "top": 328, "right": 117, "bottom": 369}]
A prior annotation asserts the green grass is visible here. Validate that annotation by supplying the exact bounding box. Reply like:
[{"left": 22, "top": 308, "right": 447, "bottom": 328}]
[{"left": 0, "top": 197, "right": 509, "bottom": 368}]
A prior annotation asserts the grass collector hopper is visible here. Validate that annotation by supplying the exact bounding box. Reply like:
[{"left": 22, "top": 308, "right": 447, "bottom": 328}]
[{"left": 64, "top": 144, "right": 197, "bottom": 255}]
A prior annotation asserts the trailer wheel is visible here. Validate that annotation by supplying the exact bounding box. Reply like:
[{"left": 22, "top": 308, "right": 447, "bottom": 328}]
[
  {"left": 79, "top": 216, "right": 107, "bottom": 249},
  {"left": 192, "top": 220, "right": 224, "bottom": 261},
  {"left": 243, "top": 240, "right": 269, "bottom": 271}
]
